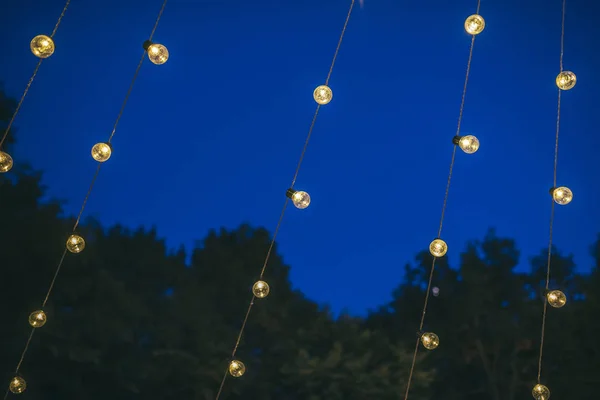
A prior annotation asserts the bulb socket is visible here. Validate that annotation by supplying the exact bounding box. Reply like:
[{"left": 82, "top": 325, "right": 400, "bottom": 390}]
[
  {"left": 285, "top": 188, "right": 297, "bottom": 199},
  {"left": 416, "top": 330, "right": 425, "bottom": 339},
  {"left": 143, "top": 40, "right": 153, "bottom": 51},
  {"left": 549, "top": 187, "right": 556, "bottom": 196},
  {"left": 452, "top": 135, "right": 462, "bottom": 145}
]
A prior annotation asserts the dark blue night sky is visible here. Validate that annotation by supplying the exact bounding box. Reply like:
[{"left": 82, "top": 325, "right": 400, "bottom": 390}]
[{"left": 1, "top": 0, "right": 599, "bottom": 315}]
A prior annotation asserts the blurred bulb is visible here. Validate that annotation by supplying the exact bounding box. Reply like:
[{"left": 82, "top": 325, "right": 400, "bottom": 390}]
[
  {"left": 147, "top": 43, "right": 169, "bottom": 65},
  {"left": 91, "top": 142, "right": 112, "bottom": 162},
  {"left": 429, "top": 239, "right": 448, "bottom": 258},
  {"left": 252, "top": 280, "right": 270, "bottom": 298},
  {"left": 547, "top": 290, "right": 567, "bottom": 308},
  {"left": 464, "top": 14, "right": 485, "bottom": 35},
  {"left": 421, "top": 332, "right": 439, "bottom": 350},
  {"left": 458, "top": 135, "right": 480, "bottom": 154},
  {"left": 552, "top": 186, "right": 573, "bottom": 205},
  {"left": 556, "top": 71, "right": 576, "bottom": 90},
  {"left": 0, "top": 151, "right": 13, "bottom": 173},
  {"left": 66, "top": 234, "right": 85, "bottom": 254},
  {"left": 313, "top": 85, "right": 333, "bottom": 105},
  {"left": 229, "top": 360, "right": 246, "bottom": 377},
  {"left": 30, "top": 35, "right": 55, "bottom": 58},
  {"left": 432, "top": 287, "right": 440, "bottom": 296},
  {"left": 28, "top": 310, "right": 47, "bottom": 328},
  {"left": 9, "top": 376, "right": 26, "bottom": 394},
  {"left": 532, "top": 384, "right": 550, "bottom": 400},
  {"left": 292, "top": 191, "right": 311, "bottom": 209}
]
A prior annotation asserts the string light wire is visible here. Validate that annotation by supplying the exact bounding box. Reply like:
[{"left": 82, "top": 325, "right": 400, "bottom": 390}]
[
  {"left": 3, "top": 0, "right": 169, "bottom": 397},
  {"left": 402, "top": 1, "right": 482, "bottom": 399},
  {"left": 0, "top": 0, "right": 71, "bottom": 150},
  {"left": 214, "top": 1, "right": 356, "bottom": 398}
]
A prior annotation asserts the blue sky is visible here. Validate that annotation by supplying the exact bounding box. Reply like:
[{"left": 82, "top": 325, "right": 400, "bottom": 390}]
[{"left": 1, "top": 0, "right": 599, "bottom": 315}]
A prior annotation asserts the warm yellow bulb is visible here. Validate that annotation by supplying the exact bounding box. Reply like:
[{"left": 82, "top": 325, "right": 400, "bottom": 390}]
[
  {"left": 547, "top": 290, "right": 567, "bottom": 308},
  {"left": 66, "top": 234, "right": 85, "bottom": 254},
  {"left": 147, "top": 43, "right": 169, "bottom": 65},
  {"left": 0, "top": 151, "right": 13, "bottom": 173},
  {"left": 556, "top": 71, "right": 576, "bottom": 90},
  {"left": 421, "top": 332, "right": 439, "bottom": 350},
  {"left": 292, "top": 191, "right": 311, "bottom": 209},
  {"left": 228, "top": 360, "right": 246, "bottom": 377},
  {"left": 532, "top": 384, "right": 550, "bottom": 400},
  {"left": 252, "top": 280, "right": 270, "bottom": 298},
  {"left": 91, "top": 142, "right": 112, "bottom": 162},
  {"left": 9, "top": 376, "right": 26, "bottom": 394},
  {"left": 458, "top": 135, "right": 480, "bottom": 154},
  {"left": 30, "top": 35, "right": 55, "bottom": 58},
  {"left": 464, "top": 14, "right": 485, "bottom": 35},
  {"left": 552, "top": 186, "right": 573, "bottom": 205},
  {"left": 313, "top": 85, "right": 333, "bottom": 105},
  {"left": 29, "top": 310, "right": 47, "bottom": 328},
  {"left": 429, "top": 239, "right": 448, "bottom": 258}
]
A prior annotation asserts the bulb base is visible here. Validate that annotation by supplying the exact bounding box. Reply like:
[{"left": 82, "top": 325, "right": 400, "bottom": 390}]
[
  {"left": 285, "top": 188, "right": 297, "bottom": 199},
  {"left": 143, "top": 40, "right": 153, "bottom": 51},
  {"left": 549, "top": 187, "right": 556, "bottom": 196},
  {"left": 452, "top": 135, "right": 462, "bottom": 145},
  {"left": 416, "top": 330, "right": 425, "bottom": 339}
]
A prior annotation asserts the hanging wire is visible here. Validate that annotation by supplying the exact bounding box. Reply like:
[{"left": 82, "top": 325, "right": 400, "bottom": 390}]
[
  {"left": 213, "top": 1, "right": 356, "bottom": 398},
  {"left": 403, "top": 1, "right": 481, "bottom": 399},
  {"left": 3, "top": 0, "right": 169, "bottom": 397},
  {"left": 0, "top": 0, "right": 71, "bottom": 150}
]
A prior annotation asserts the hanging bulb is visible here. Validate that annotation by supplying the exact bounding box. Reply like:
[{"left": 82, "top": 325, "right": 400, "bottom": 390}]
[
  {"left": 556, "top": 71, "right": 576, "bottom": 90},
  {"left": 28, "top": 310, "right": 47, "bottom": 328},
  {"left": 532, "top": 384, "right": 550, "bottom": 400},
  {"left": 0, "top": 151, "right": 13, "bottom": 173},
  {"left": 420, "top": 332, "right": 439, "bottom": 350},
  {"left": 286, "top": 188, "right": 311, "bottom": 209},
  {"left": 30, "top": 35, "right": 55, "bottom": 58},
  {"left": 429, "top": 239, "right": 448, "bottom": 258},
  {"left": 464, "top": 14, "right": 485, "bottom": 35},
  {"left": 66, "top": 234, "right": 85, "bottom": 254},
  {"left": 313, "top": 85, "right": 333, "bottom": 105},
  {"left": 143, "top": 40, "right": 169, "bottom": 65},
  {"left": 546, "top": 290, "right": 567, "bottom": 308},
  {"left": 228, "top": 360, "right": 246, "bottom": 377},
  {"left": 9, "top": 376, "right": 26, "bottom": 394},
  {"left": 453, "top": 135, "right": 480, "bottom": 154},
  {"left": 91, "top": 142, "right": 112, "bottom": 162},
  {"left": 551, "top": 186, "right": 573, "bottom": 205},
  {"left": 252, "top": 281, "right": 270, "bottom": 298}
]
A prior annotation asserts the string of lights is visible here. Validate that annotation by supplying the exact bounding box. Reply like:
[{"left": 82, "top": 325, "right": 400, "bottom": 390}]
[
  {"left": 401, "top": 1, "right": 484, "bottom": 399},
  {"left": 3, "top": 0, "right": 171, "bottom": 396},
  {"left": 532, "top": 1, "right": 575, "bottom": 399},
  {"left": 0, "top": 0, "right": 71, "bottom": 174},
  {"left": 213, "top": 1, "right": 356, "bottom": 398}
]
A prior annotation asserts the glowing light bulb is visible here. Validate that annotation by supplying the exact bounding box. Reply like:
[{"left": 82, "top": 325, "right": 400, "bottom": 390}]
[
  {"left": 9, "top": 376, "right": 26, "bottom": 394},
  {"left": 313, "top": 85, "right": 333, "bottom": 105},
  {"left": 147, "top": 43, "right": 169, "bottom": 65},
  {"left": 552, "top": 186, "right": 573, "bottom": 205},
  {"left": 30, "top": 35, "right": 55, "bottom": 58},
  {"left": 429, "top": 239, "right": 448, "bottom": 258},
  {"left": 421, "top": 332, "right": 439, "bottom": 350},
  {"left": 532, "top": 384, "right": 550, "bottom": 400},
  {"left": 464, "top": 14, "right": 485, "bottom": 35},
  {"left": 228, "top": 360, "right": 246, "bottom": 377},
  {"left": 286, "top": 189, "right": 311, "bottom": 209},
  {"left": 556, "top": 71, "right": 576, "bottom": 90},
  {"left": 91, "top": 142, "right": 112, "bottom": 162},
  {"left": 252, "top": 280, "right": 270, "bottom": 298},
  {"left": 0, "top": 151, "right": 13, "bottom": 173},
  {"left": 547, "top": 290, "right": 567, "bottom": 308},
  {"left": 66, "top": 234, "right": 85, "bottom": 254},
  {"left": 28, "top": 310, "right": 47, "bottom": 328},
  {"left": 458, "top": 135, "right": 480, "bottom": 154}
]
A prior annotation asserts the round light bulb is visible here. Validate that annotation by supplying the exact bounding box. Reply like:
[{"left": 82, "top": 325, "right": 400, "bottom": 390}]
[
  {"left": 552, "top": 186, "right": 573, "bottom": 205},
  {"left": 91, "top": 142, "right": 112, "bottom": 162},
  {"left": 556, "top": 71, "right": 576, "bottom": 90},
  {"left": 30, "top": 35, "right": 55, "bottom": 58},
  {"left": 66, "top": 234, "right": 85, "bottom": 254},
  {"left": 252, "top": 280, "right": 270, "bottom": 298},
  {"left": 429, "top": 239, "right": 448, "bottom": 258},
  {"left": 147, "top": 43, "right": 169, "bottom": 65},
  {"left": 547, "top": 290, "right": 567, "bottom": 308},
  {"left": 313, "top": 85, "right": 333, "bottom": 105},
  {"left": 532, "top": 384, "right": 550, "bottom": 400},
  {"left": 291, "top": 190, "right": 311, "bottom": 209},
  {"left": 29, "top": 310, "right": 47, "bottom": 328},
  {"left": 458, "top": 135, "right": 480, "bottom": 154},
  {"left": 421, "top": 332, "right": 439, "bottom": 350},
  {"left": 9, "top": 376, "right": 26, "bottom": 394},
  {"left": 464, "top": 14, "right": 485, "bottom": 35},
  {"left": 228, "top": 360, "right": 246, "bottom": 377},
  {"left": 0, "top": 151, "right": 13, "bottom": 173}
]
